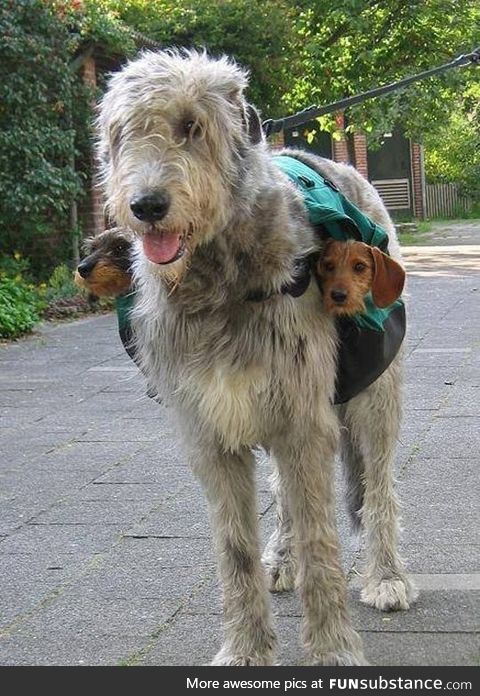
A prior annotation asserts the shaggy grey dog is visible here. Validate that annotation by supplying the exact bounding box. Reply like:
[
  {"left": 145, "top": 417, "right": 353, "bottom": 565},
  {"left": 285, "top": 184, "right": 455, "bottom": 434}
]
[{"left": 97, "top": 49, "right": 417, "bottom": 666}]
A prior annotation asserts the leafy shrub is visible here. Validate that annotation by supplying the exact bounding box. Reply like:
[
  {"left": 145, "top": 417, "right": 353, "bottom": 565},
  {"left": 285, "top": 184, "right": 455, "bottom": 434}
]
[
  {"left": 44, "top": 264, "right": 79, "bottom": 302},
  {"left": 0, "top": 0, "right": 83, "bottom": 272},
  {"left": 0, "top": 275, "right": 43, "bottom": 339}
]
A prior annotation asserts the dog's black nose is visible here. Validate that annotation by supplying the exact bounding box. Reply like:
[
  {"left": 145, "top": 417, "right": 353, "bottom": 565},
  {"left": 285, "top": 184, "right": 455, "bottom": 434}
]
[
  {"left": 331, "top": 289, "right": 348, "bottom": 303},
  {"left": 130, "top": 191, "right": 171, "bottom": 222},
  {"left": 77, "top": 260, "right": 94, "bottom": 278}
]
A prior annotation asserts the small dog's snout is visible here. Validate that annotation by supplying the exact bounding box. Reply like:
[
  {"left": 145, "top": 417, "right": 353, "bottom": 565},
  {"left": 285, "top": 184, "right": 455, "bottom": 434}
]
[
  {"left": 331, "top": 289, "right": 348, "bottom": 303},
  {"left": 130, "top": 191, "right": 171, "bottom": 222},
  {"left": 77, "top": 260, "right": 94, "bottom": 279}
]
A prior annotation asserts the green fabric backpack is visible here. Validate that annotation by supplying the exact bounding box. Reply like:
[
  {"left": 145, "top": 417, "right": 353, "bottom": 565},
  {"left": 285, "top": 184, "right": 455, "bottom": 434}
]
[{"left": 274, "top": 154, "right": 406, "bottom": 403}]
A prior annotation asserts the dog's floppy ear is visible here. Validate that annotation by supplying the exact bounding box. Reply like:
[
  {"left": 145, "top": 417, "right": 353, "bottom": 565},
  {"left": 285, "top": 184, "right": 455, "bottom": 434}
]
[
  {"left": 369, "top": 247, "right": 406, "bottom": 308},
  {"left": 243, "top": 103, "right": 264, "bottom": 145}
]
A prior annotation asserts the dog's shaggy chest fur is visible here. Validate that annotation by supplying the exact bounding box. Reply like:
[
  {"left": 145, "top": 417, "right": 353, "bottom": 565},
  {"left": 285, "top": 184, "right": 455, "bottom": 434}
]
[
  {"left": 136, "top": 269, "right": 337, "bottom": 451},
  {"left": 98, "top": 49, "right": 416, "bottom": 666},
  {"left": 133, "top": 181, "right": 338, "bottom": 450}
]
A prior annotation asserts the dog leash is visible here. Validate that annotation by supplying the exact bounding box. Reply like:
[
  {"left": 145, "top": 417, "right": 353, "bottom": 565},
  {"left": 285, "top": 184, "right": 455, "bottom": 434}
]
[{"left": 262, "top": 47, "right": 480, "bottom": 136}]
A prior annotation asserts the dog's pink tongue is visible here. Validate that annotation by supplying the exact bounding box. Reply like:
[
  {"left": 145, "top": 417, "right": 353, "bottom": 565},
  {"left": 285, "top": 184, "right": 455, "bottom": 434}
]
[{"left": 142, "top": 231, "right": 182, "bottom": 264}]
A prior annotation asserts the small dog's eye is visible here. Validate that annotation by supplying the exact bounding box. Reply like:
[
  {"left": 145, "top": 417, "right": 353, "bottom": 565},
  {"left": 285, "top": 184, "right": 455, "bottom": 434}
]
[
  {"left": 116, "top": 244, "right": 126, "bottom": 253},
  {"left": 324, "top": 262, "right": 335, "bottom": 272},
  {"left": 354, "top": 262, "right": 366, "bottom": 272}
]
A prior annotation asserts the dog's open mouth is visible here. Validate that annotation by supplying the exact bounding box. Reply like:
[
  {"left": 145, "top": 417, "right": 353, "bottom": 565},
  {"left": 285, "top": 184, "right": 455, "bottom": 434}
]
[{"left": 142, "top": 227, "right": 188, "bottom": 265}]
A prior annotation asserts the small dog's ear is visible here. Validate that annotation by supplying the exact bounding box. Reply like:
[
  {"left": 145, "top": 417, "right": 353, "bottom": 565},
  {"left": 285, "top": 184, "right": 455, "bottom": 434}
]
[
  {"left": 369, "top": 247, "right": 405, "bottom": 308},
  {"left": 244, "top": 104, "right": 264, "bottom": 145}
]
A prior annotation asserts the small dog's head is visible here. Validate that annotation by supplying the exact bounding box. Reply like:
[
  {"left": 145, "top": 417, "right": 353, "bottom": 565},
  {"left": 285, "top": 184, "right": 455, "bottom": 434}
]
[
  {"left": 74, "top": 227, "right": 134, "bottom": 298},
  {"left": 317, "top": 239, "right": 405, "bottom": 316}
]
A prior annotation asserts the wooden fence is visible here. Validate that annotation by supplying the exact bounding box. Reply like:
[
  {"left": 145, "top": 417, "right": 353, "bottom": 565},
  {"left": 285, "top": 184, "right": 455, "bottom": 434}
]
[{"left": 425, "top": 183, "right": 472, "bottom": 218}]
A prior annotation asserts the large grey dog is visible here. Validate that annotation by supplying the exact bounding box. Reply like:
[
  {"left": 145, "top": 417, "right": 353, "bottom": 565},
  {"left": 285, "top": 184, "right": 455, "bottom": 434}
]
[{"left": 97, "top": 49, "right": 417, "bottom": 666}]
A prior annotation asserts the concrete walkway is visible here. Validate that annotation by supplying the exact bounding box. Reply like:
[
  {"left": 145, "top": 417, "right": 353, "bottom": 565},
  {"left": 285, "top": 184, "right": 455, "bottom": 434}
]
[{"left": 0, "top": 223, "right": 479, "bottom": 666}]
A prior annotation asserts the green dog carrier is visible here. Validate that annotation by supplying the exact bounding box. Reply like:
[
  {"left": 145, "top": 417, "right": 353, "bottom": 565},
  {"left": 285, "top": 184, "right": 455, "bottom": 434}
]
[{"left": 274, "top": 154, "right": 406, "bottom": 403}]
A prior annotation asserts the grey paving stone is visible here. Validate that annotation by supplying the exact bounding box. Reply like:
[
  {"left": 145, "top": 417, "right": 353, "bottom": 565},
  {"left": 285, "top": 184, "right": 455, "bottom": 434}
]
[
  {"left": 0, "top": 632, "right": 144, "bottom": 666},
  {"left": 118, "top": 535, "right": 215, "bottom": 567},
  {"left": 0, "top": 523, "right": 124, "bottom": 557},
  {"left": 29, "top": 439, "right": 146, "bottom": 471},
  {"left": 439, "top": 385, "right": 480, "bottom": 417},
  {"left": 0, "top": 553, "right": 94, "bottom": 630},
  {"left": 415, "top": 419, "right": 480, "bottom": 458},
  {"left": 400, "top": 543, "right": 480, "bottom": 574},
  {"left": 1, "top": 468, "right": 100, "bottom": 506},
  {"left": 137, "top": 613, "right": 222, "bottom": 665},
  {"left": 66, "top": 555, "right": 211, "bottom": 601},
  {"left": 29, "top": 498, "right": 157, "bottom": 526},
  {"left": 127, "top": 484, "right": 211, "bottom": 539},
  {"left": 183, "top": 575, "right": 479, "bottom": 633},
  {"left": 137, "top": 613, "right": 480, "bottom": 666},
  {"left": 362, "top": 631, "right": 480, "bottom": 667},
  {"left": 1, "top": 240, "right": 479, "bottom": 666},
  {"left": 2, "top": 594, "right": 178, "bottom": 644},
  {"left": 77, "top": 482, "right": 175, "bottom": 503},
  {"left": 404, "top": 382, "right": 449, "bottom": 411},
  {"left": 0, "top": 431, "right": 75, "bottom": 467}
]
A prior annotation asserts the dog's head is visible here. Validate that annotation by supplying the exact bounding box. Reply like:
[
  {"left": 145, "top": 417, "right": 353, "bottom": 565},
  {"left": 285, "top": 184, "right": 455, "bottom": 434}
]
[
  {"left": 97, "top": 49, "right": 265, "bottom": 285},
  {"left": 317, "top": 239, "right": 405, "bottom": 316},
  {"left": 74, "top": 227, "right": 134, "bottom": 298}
]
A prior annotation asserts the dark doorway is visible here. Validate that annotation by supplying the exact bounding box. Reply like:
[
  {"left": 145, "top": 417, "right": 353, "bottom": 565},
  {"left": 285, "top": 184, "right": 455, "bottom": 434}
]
[{"left": 284, "top": 120, "right": 332, "bottom": 159}]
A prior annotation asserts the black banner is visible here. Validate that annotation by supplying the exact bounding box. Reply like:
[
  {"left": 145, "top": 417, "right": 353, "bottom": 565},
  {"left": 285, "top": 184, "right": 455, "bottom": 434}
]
[{"left": 0, "top": 665, "right": 478, "bottom": 695}]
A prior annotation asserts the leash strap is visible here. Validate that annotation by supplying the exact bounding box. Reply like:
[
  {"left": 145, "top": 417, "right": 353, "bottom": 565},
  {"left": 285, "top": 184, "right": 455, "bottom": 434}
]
[{"left": 263, "top": 47, "right": 480, "bottom": 136}]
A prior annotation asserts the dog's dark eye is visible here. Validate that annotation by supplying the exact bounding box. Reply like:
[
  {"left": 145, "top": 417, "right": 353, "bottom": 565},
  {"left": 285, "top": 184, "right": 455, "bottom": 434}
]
[
  {"left": 116, "top": 244, "right": 126, "bottom": 253},
  {"left": 183, "top": 119, "right": 201, "bottom": 139},
  {"left": 354, "top": 262, "right": 366, "bottom": 273},
  {"left": 324, "top": 262, "right": 335, "bottom": 272}
]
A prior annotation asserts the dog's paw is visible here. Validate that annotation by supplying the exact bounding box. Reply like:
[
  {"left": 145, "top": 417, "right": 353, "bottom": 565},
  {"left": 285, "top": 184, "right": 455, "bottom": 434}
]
[
  {"left": 211, "top": 648, "right": 274, "bottom": 666},
  {"left": 361, "top": 576, "right": 418, "bottom": 612},
  {"left": 263, "top": 556, "right": 296, "bottom": 592},
  {"left": 309, "top": 650, "right": 368, "bottom": 666}
]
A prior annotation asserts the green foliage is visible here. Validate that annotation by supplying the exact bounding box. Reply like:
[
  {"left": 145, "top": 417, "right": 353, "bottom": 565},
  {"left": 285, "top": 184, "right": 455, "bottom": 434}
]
[
  {"left": 0, "top": 0, "right": 82, "bottom": 273},
  {"left": 0, "top": 254, "right": 45, "bottom": 339},
  {"left": 1, "top": 0, "right": 478, "bottom": 289},
  {"left": 0, "top": 277, "right": 42, "bottom": 338},
  {"left": 0, "top": 0, "right": 134, "bottom": 278},
  {"left": 283, "top": 0, "right": 480, "bottom": 143},
  {"left": 424, "top": 84, "right": 480, "bottom": 198},
  {"left": 43, "top": 263, "right": 79, "bottom": 302},
  {"left": 60, "top": 0, "right": 135, "bottom": 55},
  {"left": 103, "top": 0, "right": 296, "bottom": 117}
]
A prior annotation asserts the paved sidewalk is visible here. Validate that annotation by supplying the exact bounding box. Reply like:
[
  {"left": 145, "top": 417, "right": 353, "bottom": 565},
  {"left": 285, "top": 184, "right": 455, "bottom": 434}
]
[{"left": 0, "top": 226, "right": 479, "bottom": 666}]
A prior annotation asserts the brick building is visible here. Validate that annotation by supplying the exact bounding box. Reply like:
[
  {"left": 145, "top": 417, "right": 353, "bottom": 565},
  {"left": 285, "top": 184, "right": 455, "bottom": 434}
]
[{"left": 285, "top": 113, "right": 426, "bottom": 220}]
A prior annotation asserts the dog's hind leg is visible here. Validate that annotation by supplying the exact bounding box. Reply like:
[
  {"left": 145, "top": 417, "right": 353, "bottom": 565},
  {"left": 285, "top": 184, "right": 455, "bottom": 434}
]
[
  {"left": 262, "top": 461, "right": 297, "bottom": 592},
  {"left": 339, "top": 427, "right": 366, "bottom": 534},
  {"left": 194, "top": 443, "right": 276, "bottom": 666},
  {"left": 273, "top": 415, "right": 366, "bottom": 665},
  {"left": 339, "top": 360, "right": 418, "bottom": 611}
]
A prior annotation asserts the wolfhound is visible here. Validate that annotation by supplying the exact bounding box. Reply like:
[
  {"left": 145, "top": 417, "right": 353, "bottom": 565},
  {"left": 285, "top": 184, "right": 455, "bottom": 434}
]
[{"left": 97, "top": 49, "right": 416, "bottom": 666}]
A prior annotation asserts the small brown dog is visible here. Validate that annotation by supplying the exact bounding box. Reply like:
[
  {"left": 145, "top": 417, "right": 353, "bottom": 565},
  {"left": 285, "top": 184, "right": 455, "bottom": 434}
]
[
  {"left": 74, "top": 226, "right": 134, "bottom": 298},
  {"left": 317, "top": 238, "right": 405, "bottom": 316}
]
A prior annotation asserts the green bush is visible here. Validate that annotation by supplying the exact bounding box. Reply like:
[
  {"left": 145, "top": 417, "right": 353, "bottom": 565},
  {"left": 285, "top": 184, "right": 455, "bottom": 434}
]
[
  {"left": 0, "top": 275, "right": 43, "bottom": 339},
  {"left": 44, "top": 263, "right": 79, "bottom": 302}
]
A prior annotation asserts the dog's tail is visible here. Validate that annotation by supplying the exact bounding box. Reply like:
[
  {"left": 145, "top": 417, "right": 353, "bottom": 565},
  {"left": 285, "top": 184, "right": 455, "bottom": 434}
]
[{"left": 340, "top": 433, "right": 365, "bottom": 533}]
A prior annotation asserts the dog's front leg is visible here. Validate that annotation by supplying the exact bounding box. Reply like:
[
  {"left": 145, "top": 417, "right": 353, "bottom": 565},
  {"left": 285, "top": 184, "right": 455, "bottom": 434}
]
[
  {"left": 194, "top": 444, "right": 276, "bottom": 666},
  {"left": 273, "top": 416, "right": 366, "bottom": 666}
]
